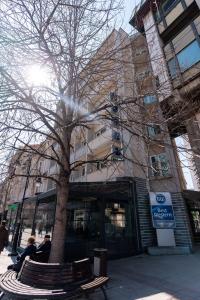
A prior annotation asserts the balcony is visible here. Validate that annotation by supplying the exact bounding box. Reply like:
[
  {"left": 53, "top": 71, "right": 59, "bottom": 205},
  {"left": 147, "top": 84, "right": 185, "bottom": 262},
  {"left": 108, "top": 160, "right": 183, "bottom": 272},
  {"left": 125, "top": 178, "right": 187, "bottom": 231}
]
[
  {"left": 72, "top": 162, "right": 124, "bottom": 182},
  {"left": 88, "top": 128, "right": 112, "bottom": 154}
]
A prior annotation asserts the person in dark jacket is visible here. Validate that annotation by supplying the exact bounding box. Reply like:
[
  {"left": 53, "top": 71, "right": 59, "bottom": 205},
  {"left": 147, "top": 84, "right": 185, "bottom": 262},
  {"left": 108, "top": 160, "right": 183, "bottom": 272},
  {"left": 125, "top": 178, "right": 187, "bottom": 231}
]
[
  {"left": 31, "top": 234, "right": 51, "bottom": 262},
  {"left": 37, "top": 234, "right": 51, "bottom": 253},
  {"left": 0, "top": 220, "right": 8, "bottom": 255},
  {"left": 7, "top": 236, "right": 36, "bottom": 272}
]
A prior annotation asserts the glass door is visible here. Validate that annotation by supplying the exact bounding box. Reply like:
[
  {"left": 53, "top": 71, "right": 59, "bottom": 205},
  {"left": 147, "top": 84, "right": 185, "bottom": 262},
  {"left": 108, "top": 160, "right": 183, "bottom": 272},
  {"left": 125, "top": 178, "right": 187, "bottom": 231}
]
[{"left": 105, "top": 200, "right": 135, "bottom": 258}]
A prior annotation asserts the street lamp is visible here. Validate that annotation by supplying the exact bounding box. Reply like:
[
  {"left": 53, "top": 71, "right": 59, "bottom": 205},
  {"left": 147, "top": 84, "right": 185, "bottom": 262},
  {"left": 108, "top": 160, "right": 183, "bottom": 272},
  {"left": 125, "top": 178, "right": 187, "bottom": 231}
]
[{"left": 9, "top": 156, "right": 32, "bottom": 256}]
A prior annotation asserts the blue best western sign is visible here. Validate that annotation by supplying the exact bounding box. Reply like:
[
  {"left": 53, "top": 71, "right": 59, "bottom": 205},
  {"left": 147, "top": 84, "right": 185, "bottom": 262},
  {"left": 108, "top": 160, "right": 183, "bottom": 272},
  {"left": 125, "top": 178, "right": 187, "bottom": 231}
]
[{"left": 149, "top": 192, "right": 176, "bottom": 229}]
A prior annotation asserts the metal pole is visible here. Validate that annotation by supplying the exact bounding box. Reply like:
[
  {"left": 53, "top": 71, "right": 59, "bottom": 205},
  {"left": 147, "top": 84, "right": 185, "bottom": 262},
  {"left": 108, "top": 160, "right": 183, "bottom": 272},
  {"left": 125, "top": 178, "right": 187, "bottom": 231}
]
[
  {"left": 9, "top": 156, "right": 32, "bottom": 256},
  {"left": 31, "top": 193, "right": 40, "bottom": 236}
]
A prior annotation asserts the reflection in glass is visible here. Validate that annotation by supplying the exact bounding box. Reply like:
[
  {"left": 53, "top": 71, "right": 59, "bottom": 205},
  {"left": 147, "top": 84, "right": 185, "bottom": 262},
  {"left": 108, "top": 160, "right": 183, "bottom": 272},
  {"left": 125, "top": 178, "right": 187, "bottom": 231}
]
[
  {"left": 105, "top": 201, "right": 132, "bottom": 240},
  {"left": 20, "top": 200, "right": 36, "bottom": 248},
  {"left": 34, "top": 202, "right": 55, "bottom": 245},
  {"left": 191, "top": 210, "right": 200, "bottom": 233}
]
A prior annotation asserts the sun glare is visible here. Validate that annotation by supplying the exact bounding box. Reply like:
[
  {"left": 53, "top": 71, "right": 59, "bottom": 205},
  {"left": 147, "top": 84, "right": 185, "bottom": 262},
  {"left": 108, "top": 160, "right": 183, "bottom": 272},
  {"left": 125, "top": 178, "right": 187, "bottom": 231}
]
[{"left": 26, "top": 65, "right": 50, "bottom": 86}]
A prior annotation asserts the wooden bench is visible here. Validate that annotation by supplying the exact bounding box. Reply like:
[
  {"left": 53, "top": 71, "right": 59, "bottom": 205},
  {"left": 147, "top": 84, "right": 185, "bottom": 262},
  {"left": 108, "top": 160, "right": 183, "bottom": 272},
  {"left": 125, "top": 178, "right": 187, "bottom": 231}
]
[{"left": 0, "top": 258, "right": 109, "bottom": 299}]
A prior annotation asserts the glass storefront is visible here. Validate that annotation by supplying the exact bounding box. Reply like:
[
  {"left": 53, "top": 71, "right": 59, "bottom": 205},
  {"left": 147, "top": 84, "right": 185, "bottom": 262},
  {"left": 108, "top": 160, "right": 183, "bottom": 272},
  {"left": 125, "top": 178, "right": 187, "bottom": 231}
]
[
  {"left": 7, "top": 203, "right": 19, "bottom": 244},
  {"left": 65, "top": 198, "right": 101, "bottom": 260},
  {"left": 20, "top": 199, "right": 36, "bottom": 248},
  {"left": 34, "top": 201, "right": 56, "bottom": 245},
  {"left": 105, "top": 200, "right": 134, "bottom": 257},
  {"left": 13, "top": 181, "right": 140, "bottom": 260}
]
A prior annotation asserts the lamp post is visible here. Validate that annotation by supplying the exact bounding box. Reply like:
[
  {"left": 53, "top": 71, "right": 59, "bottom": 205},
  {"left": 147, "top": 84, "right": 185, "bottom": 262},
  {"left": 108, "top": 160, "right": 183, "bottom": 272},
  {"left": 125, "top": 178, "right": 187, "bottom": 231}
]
[
  {"left": 31, "top": 177, "right": 42, "bottom": 236},
  {"left": 9, "top": 156, "right": 32, "bottom": 256}
]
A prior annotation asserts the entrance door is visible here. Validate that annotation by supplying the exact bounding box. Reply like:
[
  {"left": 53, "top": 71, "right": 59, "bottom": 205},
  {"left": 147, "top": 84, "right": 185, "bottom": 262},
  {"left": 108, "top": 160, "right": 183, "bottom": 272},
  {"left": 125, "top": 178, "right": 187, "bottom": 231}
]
[{"left": 104, "top": 200, "right": 136, "bottom": 258}]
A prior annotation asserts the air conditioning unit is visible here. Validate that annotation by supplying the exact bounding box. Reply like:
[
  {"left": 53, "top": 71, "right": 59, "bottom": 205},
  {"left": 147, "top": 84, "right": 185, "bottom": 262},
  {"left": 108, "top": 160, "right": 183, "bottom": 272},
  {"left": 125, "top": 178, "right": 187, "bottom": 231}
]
[
  {"left": 109, "top": 92, "right": 118, "bottom": 102},
  {"left": 112, "top": 131, "right": 121, "bottom": 141},
  {"left": 111, "top": 105, "right": 119, "bottom": 114},
  {"left": 111, "top": 117, "right": 120, "bottom": 127},
  {"left": 111, "top": 145, "right": 123, "bottom": 160}
]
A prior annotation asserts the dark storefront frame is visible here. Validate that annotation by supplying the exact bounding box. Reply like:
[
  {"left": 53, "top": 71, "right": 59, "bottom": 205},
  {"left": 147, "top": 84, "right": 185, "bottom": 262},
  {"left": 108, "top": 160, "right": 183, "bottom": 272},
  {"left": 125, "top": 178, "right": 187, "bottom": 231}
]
[
  {"left": 8, "top": 180, "right": 141, "bottom": 260},
  {"left": 183, "top": 190, "right": 200, "bottom": 244}
]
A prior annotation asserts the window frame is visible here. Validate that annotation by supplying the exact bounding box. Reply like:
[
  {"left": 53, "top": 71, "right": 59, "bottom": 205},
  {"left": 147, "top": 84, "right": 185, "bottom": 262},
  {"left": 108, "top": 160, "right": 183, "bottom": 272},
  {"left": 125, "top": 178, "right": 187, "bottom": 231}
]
[
  {"left": 150, "top": 153, "right": 170, "bottom": 177},
  {"left": 147, "top": 124, "right": 161, "bottom": 137},
  {"left": 167, "top": 38, "right": 200, "bottom": 78},
  {"left": 143, "top": 94, "right": 157, "bottom": 105}
]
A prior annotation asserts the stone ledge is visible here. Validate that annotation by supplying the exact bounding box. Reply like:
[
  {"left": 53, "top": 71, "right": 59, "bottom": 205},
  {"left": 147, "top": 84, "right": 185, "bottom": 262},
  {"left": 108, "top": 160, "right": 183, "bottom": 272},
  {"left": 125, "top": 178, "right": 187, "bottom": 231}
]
[{"left": 148, "top": 246, "right": 191, "bottom": 255}]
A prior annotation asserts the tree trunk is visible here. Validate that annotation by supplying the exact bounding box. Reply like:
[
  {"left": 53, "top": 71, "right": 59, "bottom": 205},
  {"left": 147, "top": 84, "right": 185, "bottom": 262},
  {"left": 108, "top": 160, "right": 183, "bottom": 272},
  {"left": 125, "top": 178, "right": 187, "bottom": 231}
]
[{"left": 49, "top": 175, "right": 69, "bottom": 263}]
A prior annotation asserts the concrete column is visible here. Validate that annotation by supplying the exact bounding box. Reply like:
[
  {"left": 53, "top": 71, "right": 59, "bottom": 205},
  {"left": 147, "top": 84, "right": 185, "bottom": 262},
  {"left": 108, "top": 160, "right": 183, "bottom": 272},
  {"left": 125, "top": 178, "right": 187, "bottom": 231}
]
[{"left": 185, "top": 114, "right": 200, "bottom": 190}]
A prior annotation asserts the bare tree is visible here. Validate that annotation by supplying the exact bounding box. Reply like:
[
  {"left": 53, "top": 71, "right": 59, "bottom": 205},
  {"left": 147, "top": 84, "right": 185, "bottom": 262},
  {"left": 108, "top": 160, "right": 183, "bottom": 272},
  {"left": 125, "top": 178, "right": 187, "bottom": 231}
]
[
  {"left": 0, "top": 0, "right": 151, "bottom": 263},
  {"left": 0, "top": 0, "right": 198, "bottom": 264}
]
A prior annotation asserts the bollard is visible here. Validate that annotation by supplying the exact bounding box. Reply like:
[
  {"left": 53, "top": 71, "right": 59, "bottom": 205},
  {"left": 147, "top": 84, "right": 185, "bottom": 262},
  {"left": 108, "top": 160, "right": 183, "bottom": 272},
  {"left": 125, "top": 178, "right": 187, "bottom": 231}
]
[{"left": 93, "top": 248, "right": 108, "bottom": 276}]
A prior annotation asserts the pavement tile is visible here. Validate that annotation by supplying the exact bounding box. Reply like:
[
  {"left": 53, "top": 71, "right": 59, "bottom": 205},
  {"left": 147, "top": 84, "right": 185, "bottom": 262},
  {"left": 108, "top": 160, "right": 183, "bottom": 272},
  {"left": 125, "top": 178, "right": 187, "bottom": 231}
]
[{"left": 1, "top": 249, "right": 200, "bottom": 299}]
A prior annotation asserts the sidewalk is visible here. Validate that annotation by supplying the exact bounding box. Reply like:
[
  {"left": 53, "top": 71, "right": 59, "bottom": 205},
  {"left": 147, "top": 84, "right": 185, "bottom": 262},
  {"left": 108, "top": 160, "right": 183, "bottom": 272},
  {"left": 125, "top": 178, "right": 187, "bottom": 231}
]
[
  {"left": 1, "top": 249, "right": 200, "bottom": 300},
  {"left": 0, "top": 248, "right": 15, "bottom": 275}
]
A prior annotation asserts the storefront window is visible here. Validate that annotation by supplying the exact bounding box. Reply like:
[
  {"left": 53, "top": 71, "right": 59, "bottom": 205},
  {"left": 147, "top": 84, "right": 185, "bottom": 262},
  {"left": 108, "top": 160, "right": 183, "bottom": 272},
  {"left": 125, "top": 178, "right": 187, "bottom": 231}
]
[
  {"left": 105, "top": 201, "right": 132, "bottom": 240},
  {"left": 191, "top": 210, "right": 200, "bottom": 233},
  {"left": 7, "top": 203, "right": 19, "bottom": 243},
  {"left": 20, "top": 200, "right": 36, "bottom": 248},
  {"left": 66, "top": 199, "right": 100, "bottom": 240},
  {"left": 34, "top": 201, "right": 56, "bottom": 245}
]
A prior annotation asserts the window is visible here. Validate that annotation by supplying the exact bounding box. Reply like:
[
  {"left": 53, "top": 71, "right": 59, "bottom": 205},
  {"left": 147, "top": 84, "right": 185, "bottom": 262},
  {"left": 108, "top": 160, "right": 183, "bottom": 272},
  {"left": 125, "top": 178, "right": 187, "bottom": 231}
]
[
  {"left": 168, "top": 58, "right": 178, "bottom": 78},
  {"left": 135, "top": 48, "right": 146, "bottom": 56},
  {"left": 96, "top": 161, "right": 107, "bottom": 171},
  {"left": 95, "top": 127, "right": 106, "bottom": 138},
  {"left": 165, "top": 2, "right": 184, "bottom": 26},
  {"left": 155, "top": 76, "right": 160, "bottom": 88},
  {"left": 162, "top": 0, "right": 179, "bottom": 14},
  {"left": 150, "top": 153, "right": 169, "bottom": 177},
  {"left": 82, "top": 167, "right": 85, "bottom": 176},
  {"left": 147, "top": 124, "right": 161, "bottom": 137},
  {"left": 168, "top": 40, "right": 200, "bottom": 77},
  {"left": 136, "top": 69, "right": 150, "bottom": 80},
  {"left": 172, "top": 25, "right": 194, "bottom": 54},
  {"left": 143, "top": 95, "right": 157, "bottom": 104}
]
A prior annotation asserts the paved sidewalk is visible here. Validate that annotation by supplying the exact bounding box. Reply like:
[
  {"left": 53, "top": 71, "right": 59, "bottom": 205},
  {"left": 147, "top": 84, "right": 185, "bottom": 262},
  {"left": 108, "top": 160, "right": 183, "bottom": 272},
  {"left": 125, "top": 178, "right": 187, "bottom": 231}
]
[
  {"left": 0, "top": 248, "right": 15, "bottom": 275},
  {"left": 1, "top": 249, "right": 200, "bottom": 299}
]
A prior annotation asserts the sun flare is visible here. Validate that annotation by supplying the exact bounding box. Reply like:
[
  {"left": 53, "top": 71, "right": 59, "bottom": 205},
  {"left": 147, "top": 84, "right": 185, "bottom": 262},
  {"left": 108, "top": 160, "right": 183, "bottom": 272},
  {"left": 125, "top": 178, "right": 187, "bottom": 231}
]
[{"left": 26, "top": 65, "right": 50, "bottom": 86}]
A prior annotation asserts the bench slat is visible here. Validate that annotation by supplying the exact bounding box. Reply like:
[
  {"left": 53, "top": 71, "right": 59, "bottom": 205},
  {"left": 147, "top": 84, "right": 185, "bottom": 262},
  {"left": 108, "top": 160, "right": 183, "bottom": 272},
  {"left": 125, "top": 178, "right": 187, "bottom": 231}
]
[
  {"left": 81, "top": 277, "right": 109, "bottom": 290},
  {"left": 0, "top": 259, "right": 109, "bottom": 299}
]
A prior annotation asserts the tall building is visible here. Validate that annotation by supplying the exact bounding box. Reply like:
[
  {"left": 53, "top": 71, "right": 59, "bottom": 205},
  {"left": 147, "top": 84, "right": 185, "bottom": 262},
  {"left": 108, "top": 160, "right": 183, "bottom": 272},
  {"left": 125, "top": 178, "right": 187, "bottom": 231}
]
[
  {"left": 130, "top": 0, "right": 200, "bottom": 190},
  {"left": 2, "top": 28, "right": 193, "bottom": 257}
]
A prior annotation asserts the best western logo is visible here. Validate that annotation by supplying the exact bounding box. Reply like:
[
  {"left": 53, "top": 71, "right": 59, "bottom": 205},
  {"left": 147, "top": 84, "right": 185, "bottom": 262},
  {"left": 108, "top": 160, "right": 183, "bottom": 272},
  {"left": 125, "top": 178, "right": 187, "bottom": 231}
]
[{"left": 156, "top": 194, "right": 166, "bottom": 204}]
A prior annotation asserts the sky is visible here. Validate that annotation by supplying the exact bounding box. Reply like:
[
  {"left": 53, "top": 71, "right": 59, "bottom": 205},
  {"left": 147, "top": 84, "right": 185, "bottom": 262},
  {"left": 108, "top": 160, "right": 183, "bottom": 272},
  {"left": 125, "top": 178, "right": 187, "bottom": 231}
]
[{"left": 122, "top": 0, "right": 141, "bottom": 32}]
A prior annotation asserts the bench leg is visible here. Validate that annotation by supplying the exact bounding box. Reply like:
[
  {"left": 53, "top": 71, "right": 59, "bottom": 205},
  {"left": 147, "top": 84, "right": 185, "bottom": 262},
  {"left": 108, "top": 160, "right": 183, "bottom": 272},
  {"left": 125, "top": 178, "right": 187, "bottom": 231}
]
[{"left": 101, "top": 287, "right": 108, "bottom": 300}]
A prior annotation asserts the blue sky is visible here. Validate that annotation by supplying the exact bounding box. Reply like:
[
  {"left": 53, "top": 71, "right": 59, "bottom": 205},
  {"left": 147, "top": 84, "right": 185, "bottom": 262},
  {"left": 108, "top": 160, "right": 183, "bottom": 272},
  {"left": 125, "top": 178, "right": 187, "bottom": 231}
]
[{"left": 122, "top": 0, "right": 140, "bottom": 32}]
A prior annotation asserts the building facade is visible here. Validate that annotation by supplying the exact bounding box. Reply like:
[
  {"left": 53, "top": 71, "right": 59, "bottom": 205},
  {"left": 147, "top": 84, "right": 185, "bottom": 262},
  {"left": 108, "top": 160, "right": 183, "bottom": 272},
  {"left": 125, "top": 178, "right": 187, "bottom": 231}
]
[
  {"left": 1, "top": 27, "right": 194, "bottom": 257},
  {"left": 130, "top": 0, "right": 200, "bottom": 190}
]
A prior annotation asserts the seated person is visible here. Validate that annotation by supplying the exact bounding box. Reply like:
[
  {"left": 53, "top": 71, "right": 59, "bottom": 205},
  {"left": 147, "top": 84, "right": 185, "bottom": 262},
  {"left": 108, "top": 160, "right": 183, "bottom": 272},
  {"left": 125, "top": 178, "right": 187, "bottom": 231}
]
[
  {"left": 7, "top": 236, "right": 36, "bottom": 272},
  {"left": 31, "top": 234, "right": 51, "bottom": 262}
]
